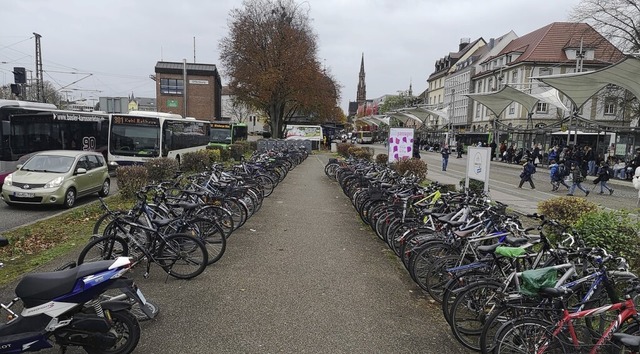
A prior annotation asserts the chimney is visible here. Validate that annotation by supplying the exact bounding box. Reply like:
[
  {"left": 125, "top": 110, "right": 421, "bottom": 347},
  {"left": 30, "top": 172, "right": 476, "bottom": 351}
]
[
  {"left": 459, "top": 38, "right": 471, "bottom": 52},
  {"left": 489, "top": 38, "right": 495, "bottom": 49}
]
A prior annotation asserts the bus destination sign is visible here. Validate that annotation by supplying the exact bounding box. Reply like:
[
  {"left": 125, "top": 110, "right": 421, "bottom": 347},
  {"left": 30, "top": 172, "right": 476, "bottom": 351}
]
[
  {"left": 54, "top": 114, "right": 106, "bottom": 122},
  {"left": 112, "top": 115, "right": 159, "bottom": 126},
  {"left": 211, "top": 123, "right": 231, "bottom": 129}
]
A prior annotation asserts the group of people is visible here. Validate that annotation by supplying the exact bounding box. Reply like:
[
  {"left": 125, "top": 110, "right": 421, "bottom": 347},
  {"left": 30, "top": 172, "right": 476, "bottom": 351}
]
[{"left": 516, "top": 144, "right": 640, "bottom": 201}]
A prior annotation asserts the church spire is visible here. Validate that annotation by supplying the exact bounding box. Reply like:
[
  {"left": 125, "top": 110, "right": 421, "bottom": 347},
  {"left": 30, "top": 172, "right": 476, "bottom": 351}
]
[{"left": 356, "top": 53, "right": 366, "bottom": 104}]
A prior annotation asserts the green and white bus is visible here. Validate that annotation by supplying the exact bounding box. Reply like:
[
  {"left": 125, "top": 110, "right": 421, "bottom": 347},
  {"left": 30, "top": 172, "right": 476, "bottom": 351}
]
[
  {"left": 208, "top": 121, "right": 248, "bottom": 149},
  {"left": 107, "top": 111, "right": 211, "bottom": 170}
]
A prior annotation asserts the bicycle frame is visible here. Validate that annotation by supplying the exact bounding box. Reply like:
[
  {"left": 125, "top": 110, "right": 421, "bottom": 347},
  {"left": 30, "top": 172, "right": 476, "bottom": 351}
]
[{"left": 540, "top": 296, "right": 638, "bottom": 354}]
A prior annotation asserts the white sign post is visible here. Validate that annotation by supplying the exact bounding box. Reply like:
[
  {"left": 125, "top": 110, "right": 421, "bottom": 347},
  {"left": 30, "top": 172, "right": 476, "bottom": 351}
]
[
  {"left": 387, "top": 128, "right": 415, "bottom": 163},
  {"left": 465, "top": 147, "right": 491, "bottom": 192}
]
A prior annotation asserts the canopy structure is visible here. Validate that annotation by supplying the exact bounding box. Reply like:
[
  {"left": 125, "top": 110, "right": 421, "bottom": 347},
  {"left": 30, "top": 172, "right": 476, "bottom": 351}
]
[
  {"left": 415, "top": 105, "right": 450, "bottom": 123},
  {"left": 355, "top": 114, "right": 391, "bottom": 127},
  {"left": 466, "top": 85, "right": 568, "bottom": 117},
  {"left": 533, "top": 55, "right": 640, "bottom": 109}
]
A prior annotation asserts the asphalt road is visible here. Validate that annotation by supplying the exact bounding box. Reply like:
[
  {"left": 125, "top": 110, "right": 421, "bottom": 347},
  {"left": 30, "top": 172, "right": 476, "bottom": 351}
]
[{"left": 14, "top": 152, "right": 472, "bottom": 354}]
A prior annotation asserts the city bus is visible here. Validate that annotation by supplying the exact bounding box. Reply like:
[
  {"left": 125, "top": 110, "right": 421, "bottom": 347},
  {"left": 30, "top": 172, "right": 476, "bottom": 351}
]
[
  {"left": 0, "top": 100, "right": 109, "bottom": 185},
  {"left": 208, "top": 121, "right": 248, "bottom": 149},
  {"left": 354, "top": 130, "right": 373, "bottom": 144},
  {"left": 107, "top": 111, "right": 211, "bottom": 170}
]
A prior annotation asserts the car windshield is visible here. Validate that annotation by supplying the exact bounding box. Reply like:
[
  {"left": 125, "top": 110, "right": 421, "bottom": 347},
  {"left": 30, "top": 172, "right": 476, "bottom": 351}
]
[{"left": 21, "top": 155, "right": 75, "bottom": 173}]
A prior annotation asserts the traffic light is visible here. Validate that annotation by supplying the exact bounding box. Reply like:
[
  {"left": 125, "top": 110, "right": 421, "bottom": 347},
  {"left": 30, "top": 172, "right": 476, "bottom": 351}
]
[
  {"left": 10, "top": 84, "right": 20, "bottom": 96},
  {"left": 13, "top": 67, "right": 26, "bottom": 84}
]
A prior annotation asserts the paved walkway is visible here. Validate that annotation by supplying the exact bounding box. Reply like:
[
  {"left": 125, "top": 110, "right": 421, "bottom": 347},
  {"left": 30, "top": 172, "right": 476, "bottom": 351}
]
[{"left": 133, "top": 152, "right": 470, "bottom": 353}]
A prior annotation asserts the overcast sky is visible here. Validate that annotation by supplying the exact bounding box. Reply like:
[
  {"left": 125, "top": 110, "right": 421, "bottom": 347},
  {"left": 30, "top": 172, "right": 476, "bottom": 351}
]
[{"left": 0, "top": 0, "right": 583, "bottom": 113}]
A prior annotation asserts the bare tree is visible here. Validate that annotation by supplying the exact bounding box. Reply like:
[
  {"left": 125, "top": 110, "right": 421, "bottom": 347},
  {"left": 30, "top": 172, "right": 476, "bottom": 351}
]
[
  {"left": 0, "top": 81, "right": 63, "bottom": 105},
  {"left": 219, "top": 0, "right": 341, "bottom": 138},
  {"left": 570, "top": 0, "right": 640, "bottom": 52}
]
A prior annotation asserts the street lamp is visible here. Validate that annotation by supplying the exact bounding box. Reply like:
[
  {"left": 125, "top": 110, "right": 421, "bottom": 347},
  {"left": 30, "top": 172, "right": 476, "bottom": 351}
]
[{"left": 448, "top": 89, "right": 455, "bottom": 147}]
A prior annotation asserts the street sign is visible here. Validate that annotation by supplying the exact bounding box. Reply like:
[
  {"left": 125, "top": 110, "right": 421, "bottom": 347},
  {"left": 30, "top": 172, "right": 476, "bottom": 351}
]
[{"left": 465, "top": 146, "right": 491, "bottom": 192}]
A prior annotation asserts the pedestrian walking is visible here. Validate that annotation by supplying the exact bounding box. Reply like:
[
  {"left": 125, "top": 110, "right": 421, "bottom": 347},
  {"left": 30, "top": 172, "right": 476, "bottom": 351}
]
[
  {"left": 567, "top": 163, "right": 589, "bottom": 197},
  {"left": 441, "top": 145, "right": 450, "bottom": 171},
  {"left": 594, "top": 161, "right": 614, "bottom": 195},
  {"left": 456, "top": 141, "right": 463, "bottom": 158},
  {"left": 412, "top": 140, "right": 421, "bottom": 159},
  {"left": 518, "top": 159, "right": 536, "bottom": 189},
  {"left": 549, "top": 159, "right": 569, "bottom": 192}
]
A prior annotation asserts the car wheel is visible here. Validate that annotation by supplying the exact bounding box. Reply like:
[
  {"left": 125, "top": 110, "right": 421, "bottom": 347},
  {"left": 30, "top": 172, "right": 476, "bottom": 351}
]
[
  {"left": 63, "top": 188, "right": 76, "bottom": 209},
  {"left": 98, "top": 179, "right": 110, "bottom": 197}
]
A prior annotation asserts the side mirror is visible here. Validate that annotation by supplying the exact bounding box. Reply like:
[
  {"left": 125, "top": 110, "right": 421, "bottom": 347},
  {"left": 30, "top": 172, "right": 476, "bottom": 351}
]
[
  {"left": 76, "top": 168, "right": 87, "bottom": 175},
  {"left": 16, "top": 164, "right": 23, "bottom": 170}
]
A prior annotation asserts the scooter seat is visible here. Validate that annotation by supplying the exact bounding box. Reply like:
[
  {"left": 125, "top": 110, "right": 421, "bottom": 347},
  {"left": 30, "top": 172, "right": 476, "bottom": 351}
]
[{"left": 16, "top": 260, "right": 116, "bottom": 308}]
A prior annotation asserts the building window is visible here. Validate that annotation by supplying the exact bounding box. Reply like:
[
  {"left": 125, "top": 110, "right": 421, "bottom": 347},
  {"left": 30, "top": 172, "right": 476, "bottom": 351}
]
[
  {"left": 488, "top": 78, "right": 494, "bottom": 91},
  {"left": 536, "top": 102, "right": 549, "bottom": 113},
  {"left": 509, "top": 103, "right": 515, "bottom": 115},
  {"left": 475, "top": 104, "right": 480, "bottom": 117},
  {"left": 160, "top": 78, "right": 184, "bottom": 95},
  {"left": 512, "top": 70, "right": 518, "bottom": 83},
  {"left": 539, "top": 68, "right": 552, "bottom": 76},
  {"left": 604, "top": 98, "right": 617, "bottom": 115}
]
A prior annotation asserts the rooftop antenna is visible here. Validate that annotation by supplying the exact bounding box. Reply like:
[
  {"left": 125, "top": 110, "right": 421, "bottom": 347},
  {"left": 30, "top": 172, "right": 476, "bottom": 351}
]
[
  {"left": 160, "top": 45, "right": 163, "bottom": 61},
  {"left": 193, "top": 37, "right": 196, "bottom": 63}
]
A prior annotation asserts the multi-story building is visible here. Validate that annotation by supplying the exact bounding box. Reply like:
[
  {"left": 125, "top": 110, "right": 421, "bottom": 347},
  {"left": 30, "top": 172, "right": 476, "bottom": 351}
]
[
  {"left": 426, "top": 38, "right": 485, "bottom": 110},
  {"left": 443, "top": 31, "right": 518, "bottom": 145},
  {"left": 154, "top": 61, "right": 222, "bottom": 121},
  {"left": 471, "top": 22, "right": 624, "bottom": 149}
]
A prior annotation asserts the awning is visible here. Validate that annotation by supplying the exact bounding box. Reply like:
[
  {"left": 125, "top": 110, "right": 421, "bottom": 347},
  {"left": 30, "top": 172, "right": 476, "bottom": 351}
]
[
  {"left": 533, "top": 55, "right": 640, "bottom": 109},
  {"left": 355, "top": 115, "right": 390, "bottom": 126},
  {"left": 465, "top": 85, "right": 567, "bottom": 117}
]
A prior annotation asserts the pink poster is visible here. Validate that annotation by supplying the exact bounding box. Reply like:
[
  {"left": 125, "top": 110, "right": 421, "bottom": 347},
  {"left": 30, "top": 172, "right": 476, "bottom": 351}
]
[{"left": 387, "top": 128, "right": 415, "bottom": 162}]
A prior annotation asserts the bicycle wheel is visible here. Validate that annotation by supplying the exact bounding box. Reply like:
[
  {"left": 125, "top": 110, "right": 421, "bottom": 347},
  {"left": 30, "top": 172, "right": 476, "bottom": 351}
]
[
  {"left": 194, "top": 205, "right": 234, "bottom": 239},
  {"left": 494, "top": 317, "right": 566, "bottom": 354},
  {"left": 222, "top": 198, "right": 248, "bottom": 230},
  {"left": 479, "top": 299, "right": 547, "bottom": 354},
  {"left": 424, "top": 254, "right": 472, "bottom": 304},
  {"left": 77, "top": 234, "right": 129, "bottom": 265},
  {"left": 181, "top": 217, "right": 227, "bottom": 265},
  {"left": 442, "top": 268, "right": 492, "bottom": 325},
  {"left": 156, "top": 233, "right": 208, "bottom": 279},
  {"left": 449, "top": 280, "right": 503, "bottom": 351}
]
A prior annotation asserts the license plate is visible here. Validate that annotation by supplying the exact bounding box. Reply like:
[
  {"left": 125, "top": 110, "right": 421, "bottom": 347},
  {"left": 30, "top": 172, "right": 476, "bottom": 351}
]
[
  {"left": 136, "top": 288, "right": 148, "bottom": 305},
  {"left": 14, "top": 192, "right": 35, "bottom": 198}
]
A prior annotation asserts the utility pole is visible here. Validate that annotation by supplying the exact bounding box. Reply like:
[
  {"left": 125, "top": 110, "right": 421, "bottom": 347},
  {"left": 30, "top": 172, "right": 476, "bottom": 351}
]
[
  {"left": 568, "top": 38, "right": 584, "bottom": 146},
  {"left": 33, "top": 32, "right": 45, "bottom": 102}
]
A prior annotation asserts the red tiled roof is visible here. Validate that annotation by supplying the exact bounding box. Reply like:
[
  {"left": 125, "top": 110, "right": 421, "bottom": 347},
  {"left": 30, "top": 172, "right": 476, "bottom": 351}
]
[{"left": 490, "top": 22, "right": 624, "bottom": 66}]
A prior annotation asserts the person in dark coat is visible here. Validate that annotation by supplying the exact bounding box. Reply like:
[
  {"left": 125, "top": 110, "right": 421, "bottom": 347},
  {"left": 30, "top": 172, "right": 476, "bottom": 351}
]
[
  {"left": 412, "top": 140, "right": 421, "bottom": 159},
  {"left": 595, "top": 161, "right": 613, "bottom": 195},
  {"left": 490, "top": 140, "right": 497, "bottom": 161},
  {"left": 441, "top": 145, "right": 450, "bottom": 171},
  {"left": 518, "top": 159, "right": 536, "bottom": 189}
]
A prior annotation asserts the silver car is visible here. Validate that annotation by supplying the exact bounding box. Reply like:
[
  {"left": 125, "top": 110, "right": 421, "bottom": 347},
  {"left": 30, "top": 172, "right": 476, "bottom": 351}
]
[{"left": 1, "top": 150, "right": 110, "bottom": 208}]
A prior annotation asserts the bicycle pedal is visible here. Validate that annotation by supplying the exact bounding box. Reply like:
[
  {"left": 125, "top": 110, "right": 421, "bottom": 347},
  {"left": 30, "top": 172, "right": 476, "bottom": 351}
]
[{"left": 143, "top": 272, "right": 150, "bottom": 279}]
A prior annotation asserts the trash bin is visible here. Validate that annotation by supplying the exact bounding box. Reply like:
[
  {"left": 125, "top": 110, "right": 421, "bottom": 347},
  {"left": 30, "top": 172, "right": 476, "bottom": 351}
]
[{"left": 331, "top": 142, "right": 337, "bottom": 153}]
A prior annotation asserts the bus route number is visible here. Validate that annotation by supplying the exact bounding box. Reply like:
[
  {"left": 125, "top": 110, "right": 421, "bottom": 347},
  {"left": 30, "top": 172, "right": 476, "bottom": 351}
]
[{"left": 82, "top": 136, "right": 97, "bottom": 151}]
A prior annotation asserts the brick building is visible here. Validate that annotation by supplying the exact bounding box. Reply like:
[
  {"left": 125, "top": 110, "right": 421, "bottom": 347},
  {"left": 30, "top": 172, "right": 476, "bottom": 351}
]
[{"left": 154, "top": 61, "right": 222, "bottom": 121}]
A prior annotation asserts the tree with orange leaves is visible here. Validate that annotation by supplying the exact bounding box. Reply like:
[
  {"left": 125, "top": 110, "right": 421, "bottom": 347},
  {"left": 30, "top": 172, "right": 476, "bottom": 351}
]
[{"left": 219, "top": 0, "right": 341, "bottom": 138}]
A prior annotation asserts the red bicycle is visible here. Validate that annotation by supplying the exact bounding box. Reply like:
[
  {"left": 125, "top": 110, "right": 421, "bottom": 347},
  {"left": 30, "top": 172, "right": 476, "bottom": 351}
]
[{"left": 493, "top": 287, "right": 640, "bottom": 353}]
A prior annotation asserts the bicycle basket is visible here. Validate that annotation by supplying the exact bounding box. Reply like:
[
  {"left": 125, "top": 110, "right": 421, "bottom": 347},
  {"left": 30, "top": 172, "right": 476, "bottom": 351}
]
[{"left": 520, "top": 267, "right": 558, "bottom": 297}]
